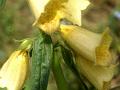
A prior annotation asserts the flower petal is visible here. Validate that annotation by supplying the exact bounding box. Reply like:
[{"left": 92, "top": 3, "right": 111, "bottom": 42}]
[
  {"left": 28, "top": 0, "right": 90, "bottom": 34},
  {"left": 75, "top": 55, "right": 117, "bottom": 90},
  {"left": 60, "top": 25, "right": 115, "bottom": 66}
]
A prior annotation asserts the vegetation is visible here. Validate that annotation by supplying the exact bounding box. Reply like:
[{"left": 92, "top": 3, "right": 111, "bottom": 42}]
[{"left": 0, "top": 0, "right": 120, "bottom": 90}]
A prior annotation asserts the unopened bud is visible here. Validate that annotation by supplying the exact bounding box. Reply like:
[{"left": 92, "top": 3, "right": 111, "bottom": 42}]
[{"left": 0, "top": 50, "right": 29, "bottom": 90}]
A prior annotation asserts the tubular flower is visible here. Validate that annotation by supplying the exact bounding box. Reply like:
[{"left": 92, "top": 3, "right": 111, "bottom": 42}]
[
  {"left": 75, "top": 55, "right": 117, "bottom": 90},
  {"left": 0, "top": 50, "right": 29, "bottom": 90},
  {"left": 60, "top": 25, "right": 114, "bottom": 66},
  {"left": 28, "top": 0, "right": 90, "bottom": 34}
]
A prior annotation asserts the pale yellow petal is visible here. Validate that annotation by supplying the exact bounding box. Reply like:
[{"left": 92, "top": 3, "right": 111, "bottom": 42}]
[
  {"left": 28, "top": 0, "right": 50, "bottom": 19},
  {"left": 0, "top": 50, "right": 29, "bottom": 90},
  {"left": 60, "top": 25, "right": 114, "bottom": 66},
  {"left": 28, "top": 0, "right": 90, "bottom": 34},
  {"left": 75, "top": 55, "right": 117, "bottom": 90}
]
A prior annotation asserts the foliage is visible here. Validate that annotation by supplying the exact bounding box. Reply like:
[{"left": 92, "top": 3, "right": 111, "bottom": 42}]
[
  {"left": 24, "top": 30, "right": 53, "bottom": 90},
  {"left": 0, "top": 0, "right": 120, "bottom": 90}
]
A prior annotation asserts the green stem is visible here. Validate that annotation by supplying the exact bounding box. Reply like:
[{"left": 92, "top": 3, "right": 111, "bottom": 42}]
[{"left": 52, "top": 47, "right": 69, "bottom": 90}]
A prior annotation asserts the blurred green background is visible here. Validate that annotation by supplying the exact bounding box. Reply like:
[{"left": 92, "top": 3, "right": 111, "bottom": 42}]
[
  {"left": 0, "top": 0, "right": 34, "bottom": 61},
  {"left": 0, "top": 0, "right": 120, "bottom": 90}
]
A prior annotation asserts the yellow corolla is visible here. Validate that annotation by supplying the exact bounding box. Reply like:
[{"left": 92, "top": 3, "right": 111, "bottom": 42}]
[
  {"left": 75, "top": 55, "right": 117, "bottom": 90},
  {"left": 0, "top": 50, "right": 29, "bottom": 90},
  {"left": 28, "top": 0, "right": 90, "bottom": 34},
  {"left": 60, "top": 25, "right": 115, "bottom": 66}
]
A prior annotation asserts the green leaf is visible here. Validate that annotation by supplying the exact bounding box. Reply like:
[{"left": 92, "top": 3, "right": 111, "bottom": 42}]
[
  {"left": 52, "top": 47, "right": 69, "bottom": 90},
  {"left": 24, "top": 30, "right": 53, "bottom": 90},
  {"left": 0, "top": 0, "right": 6, "bottom": 9},
  {"left": 61, "top": 46, "right": 88, "bottom": 90}
]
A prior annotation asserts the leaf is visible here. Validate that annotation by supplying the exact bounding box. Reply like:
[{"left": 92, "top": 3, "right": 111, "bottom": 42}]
[
  {"left": 0, "top": 0, "right": 6, "bottom": 9},
  {"left": 52, "top": 47, "right": 69, "bottom": 90},
  {"left": 24, "top": 30, "right": 53, "bottom": 90},
  {"left": 61, "top": 46, "right": 77, "bottom": 74},
  {"left": 61, "top": 46, "right": 88, "bottom": 90}
]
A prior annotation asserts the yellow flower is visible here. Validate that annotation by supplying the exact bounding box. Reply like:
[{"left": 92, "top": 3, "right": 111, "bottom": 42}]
[
  {"left": 75, "top": 55, "right": 117, "bottom": 90},
  {"left": 60, "top": 25, "right": 114, "bottom": 66},
  {"left": 0, "top": 50, "right": 29, "bottom": 90},
  {"left": 28, "top": 0, "right": 90, "bottom": 34}
]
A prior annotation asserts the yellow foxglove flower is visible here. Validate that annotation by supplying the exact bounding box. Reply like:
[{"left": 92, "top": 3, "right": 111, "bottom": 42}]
[
  {"left": 75, "top": 55, "right": 116, "bottom": 90},
  {"left": 28, "top": 0, "right": 90, "bottom": 34},
  {"left": 0, "top": 50, "right": 29, "bottom": 90},
  {"left": 60, "top": 25, "right": 114, "bottom": 66}
]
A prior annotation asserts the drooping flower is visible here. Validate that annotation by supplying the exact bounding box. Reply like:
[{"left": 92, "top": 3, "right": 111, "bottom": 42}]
[
  {"left": 75, "top": 55, "right": 117, "bottom": 90},
  {"left": 60, "top": 25, "right": 115, "bottom": 66},
  {"left": 28, "top": 0, "right": 90, "bottom": 34}
]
